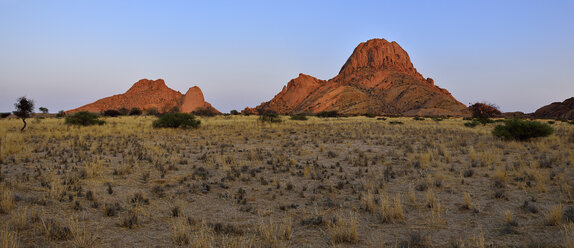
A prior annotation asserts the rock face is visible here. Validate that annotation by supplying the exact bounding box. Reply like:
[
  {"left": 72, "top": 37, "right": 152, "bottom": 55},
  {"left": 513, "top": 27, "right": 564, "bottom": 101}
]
[
  {"left": 180, "top": 86, "right": 220, "bottom": 114},
  {"left": 533, "top": 97, "right": 574, "bottom": 119},
  {"left": 255, "top": 38, "right": 468, "bottom": 116},
  {"left": 68, "top": 79, "right": 218, "bottom": 114}
]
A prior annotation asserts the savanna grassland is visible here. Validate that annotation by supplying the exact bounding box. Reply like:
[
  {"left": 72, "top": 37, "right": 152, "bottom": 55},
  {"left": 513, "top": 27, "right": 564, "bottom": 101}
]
[{"left": 1, "top": 116, "right": 574, "bottom": 247}]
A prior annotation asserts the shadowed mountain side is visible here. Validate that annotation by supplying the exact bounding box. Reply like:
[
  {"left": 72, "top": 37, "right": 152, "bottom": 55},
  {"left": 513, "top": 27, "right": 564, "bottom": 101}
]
[{"left": 533, "top": 97, "right": 574, "bottom": 119}]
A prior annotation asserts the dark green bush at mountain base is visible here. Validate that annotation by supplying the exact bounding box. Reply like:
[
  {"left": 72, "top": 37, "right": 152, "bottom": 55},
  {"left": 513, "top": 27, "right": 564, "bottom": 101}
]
[
  {"left": 259, "top": 112, "right": 282, "bottom": 123},
  {"left": 65, "top": 112, "right": 105, "bottom": 126},
  {"left": 290, "top": 114, "right": 308, "bottom": 121},
  {"left": 492, "top": 119, "right": 553, "bottom": 141},
  {"left": 152, "top": 113, "right": 201, "bottom": 129}
]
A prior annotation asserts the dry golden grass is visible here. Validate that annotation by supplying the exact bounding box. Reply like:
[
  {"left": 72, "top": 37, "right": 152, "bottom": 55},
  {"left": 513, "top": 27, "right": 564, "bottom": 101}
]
[
  {"left": 0, "top": 115, "right": 572, "bottom": 247},
  {"left": 0, "top": 187, "right": 14, "bottom": 214},
  {"left": 328, "top": 211, "right": 359, "bottom": 244},
  {"left": 564, "top": 224, "right": 574, "bottom": 248},
  {"left": 1, "top": 227, "right": 18, "bottom": 248},
  {"left": 548, "top": 204, "right": 564, "bottom": 226},
  {"left": 463, "top": 192, "right": 472, "bottom": 210}
]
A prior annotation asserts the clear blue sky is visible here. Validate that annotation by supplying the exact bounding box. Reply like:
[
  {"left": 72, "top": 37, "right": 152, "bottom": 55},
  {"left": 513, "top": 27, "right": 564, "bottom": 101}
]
[{"left": 1, "top": 0, "right": 573, "bottom": 113}]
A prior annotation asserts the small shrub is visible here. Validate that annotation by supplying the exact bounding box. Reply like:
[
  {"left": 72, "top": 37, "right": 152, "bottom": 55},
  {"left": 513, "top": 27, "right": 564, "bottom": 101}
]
[
  {"left": 464, "top": 120, "right": 480, "bottom": 128},
  {"left": 192, "top": 107, "right": 218, "bottom": 117},
  {"left": 102, "top": 109, "right": 121, "bottom": 117},
  {"left": 377, "top": 117, "right": 387, "bottom": 121},
  {"left": 152, "top": 113, "right": 201, "bottom": 129},
  {"left": 477, "top": 118, "right": 495, "bottom": 124},
  {"left": 413, "top": 116, "right": 425, "bottom": 121},
  {"left": 364, "top": 113, "right": 376, "bottom": 118},
  {"left": 146, "top": 107, "right": 160, "bottom": 116},
  {"left": 118, "top": 107, "right": 129, "bottom": 116},
  {"left": 328, "top": 212, "right": 359, "bottom": 244},
  {"left": 230, "top": 110, "right": 239, "bottom": 115},
  {"left": 129, "top": 108, "right": 142, "bottom": 116},
  {"left": 0, "top": 112, "right": 11, "bottom": 118},
  {"left": 259, "top": 112, "right": 282, "bottom": 123},
  {"left": 290, "top": 114, "right": 308, "bottom": 121},
  {"left": 492, "top": 119, "right": 554, "bottom": 141},
  {"left": 431, "top": 116, "right": 444, "bottom": 122},
  {"left": 56, "top": 110, "right": 66, "bottom": 118},
  {"left": 65, "top": 112, "right": 105, "bottom": 126},
  {"left": 317, "top": 111, "right": 339, "bottom": 118},
  {"left": 389, "top": 121, "right": 403, "bottom": 125}
]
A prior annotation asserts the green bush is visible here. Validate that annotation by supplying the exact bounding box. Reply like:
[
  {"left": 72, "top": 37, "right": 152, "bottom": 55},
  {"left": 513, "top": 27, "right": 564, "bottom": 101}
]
[
  {"left": 146, "top": 108, "right": 160, "bottom": 116},
  {"left": 290, "top": 114, "right": 308, "bottom": 121},
  {"left": 152, "top": 113, "right": 200, "bottom": 129},
  {"left": 389, "top": 121, "right": 403, "bottom": 125},
  {"left": 316, "top": 111, "right": 339, "bottom": 118},
  {"left": 476, "top": 118, "right": 494, "bottom": 124},
  {"left": 118, "top": 107, "right": 130, "bottom": 116},
  {"left": 0, "top": 113, "right": 10, "bottom": 118},
  {"left": 413, "top": 117, "right": 425, "bottom": 121},
  {"left": 56, "top": 110, "right": 66, "bottom": 118},
  {"left": 364, "top": 113, "right": 376, "bottom": 118},
  {"left": 230, "top": 110, "right": 239, "bottom": 115},
  {"left": 65, "top": 112, "right": 105, "bottom": 126},
  {"left": 464, "top": 120, "right": 480, "bottom": 128},
  {"left": 103, "top": 109, "right": 121, "bottom": 117},
  {"left": 129, "top": 108, "right": 142, "bottom": 116},
  {"left": 492, "top": 119, "right": 554, "bottom": 141},
  {"left": 259, "top": 112, "right": 282, "bottom": 123},
  {"left": 192, "top": 107, "right": 218, "bottom": 117}
]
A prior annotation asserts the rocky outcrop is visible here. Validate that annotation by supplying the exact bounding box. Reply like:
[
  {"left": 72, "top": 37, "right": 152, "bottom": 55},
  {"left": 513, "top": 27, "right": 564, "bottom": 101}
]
[
  {"left": 255, "top": 38, "right": 468, "bottom": 116},
  {"left": 533, "top": 97, "right": 574, "bottom": 119},
  {"left": 180, "top": 86, "right": 219, "bottom": 113},
  {"left": 68, "top": 79, "right": 218, "bottom": 114}
]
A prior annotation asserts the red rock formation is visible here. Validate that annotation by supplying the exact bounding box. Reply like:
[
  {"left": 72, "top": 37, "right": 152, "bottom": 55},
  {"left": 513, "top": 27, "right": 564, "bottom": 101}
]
[
  {"left": 68, "top": 79, "right": 218, "bottom": 114},
  {"left": 241, "top": 107, "right": 258, "bottom": 115},
  {"left": 533, "top": 97, "right": 574, "bottom": 119},
  {"left": 180, "top": 86, "right": 219, "bottom": 114},
  {"left": 255, "top": 38, "right": 468, "bottom": 116}
]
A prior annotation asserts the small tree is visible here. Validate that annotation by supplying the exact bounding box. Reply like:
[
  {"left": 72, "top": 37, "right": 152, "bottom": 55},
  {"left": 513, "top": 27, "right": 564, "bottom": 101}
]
[
  {"left": 39, "top": 107, "right": 49, "bottom": 114},
  {"left": 13, "top": 97, "right": 34, "bottom": 131},
  {"left": 468, "top": 102, "right": 501, "bottom": 124},
  {"left": 230, "top": 110, "right": 239, "bottom": 115}
]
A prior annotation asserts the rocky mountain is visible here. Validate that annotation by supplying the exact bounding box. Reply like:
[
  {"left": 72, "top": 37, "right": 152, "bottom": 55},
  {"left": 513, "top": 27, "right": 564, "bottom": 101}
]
[
  {"left": 254, "top": 38, "right": 468, "bottom": 116},
  {"left": 67, "top": 79, "right": 218, "bottom": 114},
  {"left": 180, "top": 86, "right": 219, "bottom": 113},
  {"left": 533, "top": 97, "right": 574, "bottom": 119}
]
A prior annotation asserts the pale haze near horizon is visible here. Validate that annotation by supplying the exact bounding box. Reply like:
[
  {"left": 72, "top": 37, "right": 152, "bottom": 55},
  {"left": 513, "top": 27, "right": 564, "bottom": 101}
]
[{"left": 1, "top": 1, "right": 573, "bottom": 113}]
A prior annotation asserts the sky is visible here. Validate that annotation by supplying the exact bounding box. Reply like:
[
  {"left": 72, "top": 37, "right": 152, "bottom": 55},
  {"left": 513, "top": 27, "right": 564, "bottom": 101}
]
[{"left": 1, "top": 0, "right": 573, "bottom": 113}]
